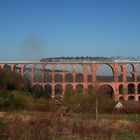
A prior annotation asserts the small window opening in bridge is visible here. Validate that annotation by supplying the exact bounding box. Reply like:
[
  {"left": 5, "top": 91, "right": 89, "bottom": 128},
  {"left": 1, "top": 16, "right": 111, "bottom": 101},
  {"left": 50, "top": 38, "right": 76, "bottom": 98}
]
[
  {"left": 138, "top": 84, "right": 140, "bottom": 94},
  {"left": 88, "top": 74, "right": 92, "bottom": 83},
  {"left": 65, "top": 64, "right": 73, "bottom": 72},
  {"left": 54, "top": 74, "right": 63, "bottom": 83},
  {"left": 137, "top": 74, "right": 140, "bottom": 82},
  {"left": 65, "top": 73, "right": 73, "bottom": 83},
  {"left": 118, "top": 73, "right": 123, "bottom": 82},
  {"left": 87, "top": 64, "right": 92, "bottom": 83},
  {"left": 34, "top": 64, "right": 42, "bottom": 83},
  {"left": 23, "top": 73, "right": 32, "bottom": 82},
  {"left": 32, "top": 84, "right": 43, "bottom": 98},
  {"left": 87, "top": 65, "right": 92, "bottom": 73},
  {"left": 55, "top": 84, "right": 62, "bottom": 96},
  {"left": 76, "top": 64, "right": 83, "bottom": 73},
  {"left": 45, "top": 74, "right": 52, "bottom": 83},
  {"left": 96, "top": 64, "right": 114, "bottom": 82},
  {"left": 76, "top": 84, "right": 83, "bottom": 94},
  {"left": 65, "top": 84, "right": 73, "bottom": 98},
  {"left": 127, "top": 64, "right": 134, "bottom": 72},
  {"left": 128, "top": 84, "right": 135, "bottom": 94},
  {"left": 55, "top": 64, "right": 62, "bottom": 72},
  {"left": 44, "top": 84, "right": 52, "bottom": 99},
  {"left": 88, "top": 85, "right": 94, "bottom": 95},
  {"left": 3, "top": 64, "right": 12, "bottom": 72},
  {"left": 118, "top": 65, "right": 123, "bottom": 72},
  {"left": 119, "top": 84, "right": 124, "bottom": 94},
  {"left": 34, "top": 64, "right": 42, "bottom": 72},
  {"left": 44, "top": 65, "right": 52, "bottom": 72},
  {"left": 128, "top": 96, "right": 135, "bottom": 101},
  {"left": 13, "top": 64, "right": 21, "bottom": 73},
  {"left": 127, "top": 73, "right": 134, "bottom": 82},
  {"left": 136, "top": 64, "right": 140, "bottom": 72},
  {"left": 44, "top": 65, "right": 52, "bottom": 83},
  {"left": 24, "top": 64, "right": 32, "bottom": 73},
  {"left": 76, "top": 73, "right": 84, "bottom": 83}
]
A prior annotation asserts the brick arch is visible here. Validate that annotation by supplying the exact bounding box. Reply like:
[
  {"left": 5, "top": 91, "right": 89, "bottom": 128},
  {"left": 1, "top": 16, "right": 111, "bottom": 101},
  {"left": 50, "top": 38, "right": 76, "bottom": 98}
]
[
  {"left": 137, "top": 74, "right": 140, "bottom": 82},
  {"left": 126, "top": 63, "right": 134, "bottom": 72},
  {"left": 44, "top": 64, "right": 52, "bottom": 72},
  {"left": 98, "top": 63, "right": 114, "bottom": 73},
  {"left": 65, "top": 84, "right": 73, "bottom": 96},
  {"left": 32, "top": 84, "right": 43, "bottom": 98},
  {"left": 87, "top": 64, "right": 92, "bottom": 83},
  {"left": 127, "top": 73, "right": 134, "bottom": 82},
  {"left": 44, "top": 84, "right": 52, "bottom": 99},
  {"left": 65, "top": 64, "right": 73, "bottom": 72},
  {"left": 76, "top": 84, "right": 84, "bottom": 93},
  {"left": 117, "top": 65, "right": 123, "bottom": 72},
  {"left": 136, "top": 64, "right": 140, "bottom": 82},
  {"left": 45, "top": 73, "right": 52, "bottom": 83},
  {"left": 13, "top": 64, "right": 22, "bottom": 73},
  {"left": 55, "top": 84, "right": 62, "bottom": 96},
  {"left": 34, "top": 64, "right": 42, "bottom": 83},
  {"left": 23, "top": 73, "right": 32, "bottom": 81},
  {"left": 76, "top": 73, "right": 84, "bottom": 83},
  {"left": 88, "top": 74, "right": 92, "bottom": 83},
  {"left": 97, "top": 84, "right": 114, "bottom": 100},
  {"left": 44, "top": 64, "right": 52, "bottom": 83},
  {"left": 136, "top": 64, "right": 140, "bottom": 72},
  {"left": 23, "top": 64, "right": 32, "bottom": 73},
  {"left": 76, "top": 64, "right": 83, "bottom": 73},
  {"left": 34, "top": 64, "right": 42, "bottom": 72},
  {"left": 138, "top": 96, "right": 140, "bottom": 101},
  {"left": 96, "top": 64, "right": 114, "bottom": 82},
  {"left": 138, "top": 84, "right": 140, "bottom": 94},
  {"left": 119, "top": 84, "right": 124, "bottom": 94},
  {"left": 128, "top": 83, "right": 135, "bottom": 94},
  {"left": 87, "top": 64, "right": 92, "bottom": 73},
  {"left": 55, "top": 64, "right": 63, "bottom": 72},
  {"left": 128, "top": 95, "right": 135, "bottom": 101},
  {"left": 65, "top": 73, "right": 73, "bottom": 83},
  {"left": 87, "top": 84, "right": 94, "bottom": 95},
  {"left": 54, "top": 73, "right": 63, "bottom": 83},
  {"left": 118, "top": 73, "right": 123, "bottom": 82},
  {"left": 3, "top": 64, "right": 12, "bottom": 71}
]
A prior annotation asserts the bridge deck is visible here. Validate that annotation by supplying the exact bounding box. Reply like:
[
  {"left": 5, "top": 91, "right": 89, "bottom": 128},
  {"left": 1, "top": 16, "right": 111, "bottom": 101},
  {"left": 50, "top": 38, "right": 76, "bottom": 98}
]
[{"left": 0, "top": 60, "right": 139, "bottom": 64}]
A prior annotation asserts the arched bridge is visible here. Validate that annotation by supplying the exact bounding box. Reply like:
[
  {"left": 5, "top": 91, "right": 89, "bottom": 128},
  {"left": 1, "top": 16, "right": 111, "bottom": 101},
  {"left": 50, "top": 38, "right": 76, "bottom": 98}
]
[{"left": 0, "top": 60, "right": 140, "bottom": 101}]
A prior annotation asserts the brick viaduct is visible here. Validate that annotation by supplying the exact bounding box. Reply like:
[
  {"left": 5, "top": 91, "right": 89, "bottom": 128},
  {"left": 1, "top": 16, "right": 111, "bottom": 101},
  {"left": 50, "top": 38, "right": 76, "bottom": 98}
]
[{"left": 0, "top": 60, "right": 140, "bottom": 101}]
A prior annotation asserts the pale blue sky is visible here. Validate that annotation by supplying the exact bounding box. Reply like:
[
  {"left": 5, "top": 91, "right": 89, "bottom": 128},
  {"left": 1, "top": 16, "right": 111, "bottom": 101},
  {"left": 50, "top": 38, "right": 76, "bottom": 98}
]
[{"left": 0, "top": 0, "right": 140, "bottom": 60}]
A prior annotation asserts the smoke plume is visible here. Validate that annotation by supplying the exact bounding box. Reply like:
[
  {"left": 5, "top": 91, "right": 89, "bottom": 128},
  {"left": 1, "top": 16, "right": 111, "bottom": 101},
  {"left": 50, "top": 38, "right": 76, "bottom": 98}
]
[{"left": 21, "top": 36, "right": 47, "bottom": 60}]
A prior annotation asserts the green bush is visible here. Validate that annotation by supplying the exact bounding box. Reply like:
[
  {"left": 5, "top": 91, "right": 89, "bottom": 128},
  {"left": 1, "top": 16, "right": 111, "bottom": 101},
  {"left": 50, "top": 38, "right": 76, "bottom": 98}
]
[{"left": 63, "top": 91, "right": 115, "bottom": 113}]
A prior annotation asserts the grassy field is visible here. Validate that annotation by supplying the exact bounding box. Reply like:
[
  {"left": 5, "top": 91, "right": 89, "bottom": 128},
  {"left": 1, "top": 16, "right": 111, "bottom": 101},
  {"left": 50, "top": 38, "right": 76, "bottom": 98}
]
[
  {"left": 0, "top": 111, "right": 140, "bottom": 140},
  {"left": 0, "top": 91, "right": 140, "bottom": 139}
]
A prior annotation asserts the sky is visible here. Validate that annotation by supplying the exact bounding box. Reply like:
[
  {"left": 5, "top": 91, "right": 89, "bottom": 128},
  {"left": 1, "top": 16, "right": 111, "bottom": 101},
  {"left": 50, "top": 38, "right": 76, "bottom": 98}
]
[{"left": 0, "top": 0, "right": 140, "bottom": 60}]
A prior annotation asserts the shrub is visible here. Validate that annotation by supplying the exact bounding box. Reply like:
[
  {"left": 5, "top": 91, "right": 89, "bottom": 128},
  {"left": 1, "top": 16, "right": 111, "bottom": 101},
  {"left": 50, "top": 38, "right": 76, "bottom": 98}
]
[{"left": 63, "top": 90, "right": 115, "bottom": 114}]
